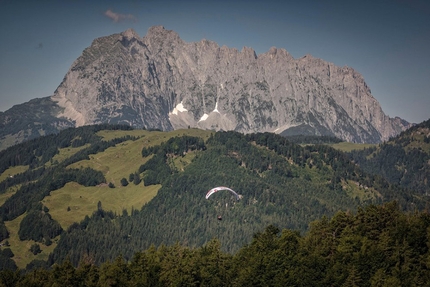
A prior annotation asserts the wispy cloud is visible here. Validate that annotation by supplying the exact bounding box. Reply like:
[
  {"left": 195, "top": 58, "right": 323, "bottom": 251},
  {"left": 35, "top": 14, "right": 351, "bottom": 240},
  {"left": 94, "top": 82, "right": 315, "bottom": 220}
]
[{"left": 104, "top": 9, "right": 136, "bottom": 23}]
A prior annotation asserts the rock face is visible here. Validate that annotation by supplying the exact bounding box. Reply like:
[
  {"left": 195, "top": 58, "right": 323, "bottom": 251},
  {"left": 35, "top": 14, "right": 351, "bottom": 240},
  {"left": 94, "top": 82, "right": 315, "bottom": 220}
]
[{"left": 0, "top": 26, "right": 412, "bottom": 149}]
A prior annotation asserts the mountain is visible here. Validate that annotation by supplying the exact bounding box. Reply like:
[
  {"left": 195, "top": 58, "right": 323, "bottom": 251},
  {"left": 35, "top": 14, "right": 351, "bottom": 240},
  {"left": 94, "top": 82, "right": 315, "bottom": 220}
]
[
  {"left": 0, "top": 125, "right": 427, "bottom": 269},
  {"left": 348, "top": 118, "right": 430, "bottom": 195},
  {"left": 0, "top": 26, "right": 412, "bottom": 150}
]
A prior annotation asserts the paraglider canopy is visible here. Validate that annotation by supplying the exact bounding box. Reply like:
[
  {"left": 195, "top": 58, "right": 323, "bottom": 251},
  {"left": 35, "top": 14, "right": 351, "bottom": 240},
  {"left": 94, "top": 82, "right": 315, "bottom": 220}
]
[{"left": 205, "top": 186, "right": 240, "bottom": 201}]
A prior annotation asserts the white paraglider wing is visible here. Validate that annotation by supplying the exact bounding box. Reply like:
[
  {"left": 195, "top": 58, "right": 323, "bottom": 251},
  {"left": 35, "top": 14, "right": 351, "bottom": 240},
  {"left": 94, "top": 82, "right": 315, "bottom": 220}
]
[{"left": 205, "top": 186, "right": 240, "bottom": 200}]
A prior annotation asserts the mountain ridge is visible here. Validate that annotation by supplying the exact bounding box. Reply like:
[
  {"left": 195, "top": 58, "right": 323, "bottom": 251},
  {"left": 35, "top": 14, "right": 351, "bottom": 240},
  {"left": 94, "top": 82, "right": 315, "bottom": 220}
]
[{"left": 0, "top": 26, "right": 412, "bottom": 150}]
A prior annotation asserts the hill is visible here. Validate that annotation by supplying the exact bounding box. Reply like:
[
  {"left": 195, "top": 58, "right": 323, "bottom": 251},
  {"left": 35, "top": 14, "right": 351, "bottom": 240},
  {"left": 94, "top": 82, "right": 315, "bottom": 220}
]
[
  {"left": 348, "top": 118, "right": 430, "bottom": 195},
  {"left": 0, "top": 125, "right": 428, "bottom": 270}
]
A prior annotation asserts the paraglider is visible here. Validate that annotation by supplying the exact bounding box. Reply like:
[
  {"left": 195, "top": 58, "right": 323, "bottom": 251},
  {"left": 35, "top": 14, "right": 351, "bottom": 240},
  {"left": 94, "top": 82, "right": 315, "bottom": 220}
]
[
  {"left": 205, "top": 186, "right": 240, "bottom": 201},
  {"left": 206, "top": 186, "right": 240, "bottom": 220}
]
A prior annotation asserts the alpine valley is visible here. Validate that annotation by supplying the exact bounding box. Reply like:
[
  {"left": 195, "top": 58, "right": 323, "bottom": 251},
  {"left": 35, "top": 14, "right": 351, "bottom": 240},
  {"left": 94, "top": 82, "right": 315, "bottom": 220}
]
[{"left": 0, "top": 26, "right": 411, "bottom": 151}]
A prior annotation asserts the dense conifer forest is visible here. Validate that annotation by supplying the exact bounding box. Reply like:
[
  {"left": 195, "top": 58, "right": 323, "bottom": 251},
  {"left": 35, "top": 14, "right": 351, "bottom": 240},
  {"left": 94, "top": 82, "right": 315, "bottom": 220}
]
[
  {"left": 1, "top": 202, "right": 429, "bottom": 286},
  {"left": 0, "top": 123, "right": 429, "bottom": 285},
  {"left": 349, "top": 119, "right": 430, "bottom": 195}
]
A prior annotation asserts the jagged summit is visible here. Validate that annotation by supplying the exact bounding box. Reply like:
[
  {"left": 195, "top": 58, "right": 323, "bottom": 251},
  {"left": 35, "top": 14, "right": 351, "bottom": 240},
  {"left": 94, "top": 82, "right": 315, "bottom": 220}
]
[
  {"left": 0, "top": 25, "right": 412, "bottom": 150},
  {"left": 121, "top": 28, "right": 140, "bottom": 40}
]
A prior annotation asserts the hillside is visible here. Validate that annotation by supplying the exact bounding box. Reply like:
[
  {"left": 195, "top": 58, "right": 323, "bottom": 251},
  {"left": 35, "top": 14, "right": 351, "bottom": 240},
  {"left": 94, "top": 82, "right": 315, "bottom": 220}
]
[
  {"left": 2, "top": 202, "right": 430, "bottom": 286},
  {"left": 0, "top": 125, "right": 427, "bottom": 270},
  {"left": 348, "top": 118, "right": 430, "bottom": 195}
]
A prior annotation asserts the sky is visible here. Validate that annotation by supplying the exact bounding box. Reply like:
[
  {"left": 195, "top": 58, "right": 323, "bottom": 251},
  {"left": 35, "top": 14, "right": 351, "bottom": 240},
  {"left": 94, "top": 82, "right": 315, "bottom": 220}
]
[{"left": 0, "top": 0, "right": 429, "bottom": 124}]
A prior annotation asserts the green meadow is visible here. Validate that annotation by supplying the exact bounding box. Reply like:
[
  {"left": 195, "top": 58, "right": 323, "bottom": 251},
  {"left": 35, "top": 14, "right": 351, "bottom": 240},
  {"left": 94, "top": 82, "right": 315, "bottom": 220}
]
[
  {"left": 2, "top": 128, "right": 213, "bottom": 267},
  {"left": 5, "top": 214, "right": 58, "bottom": 269},
  {"left": 330, "top": 141, "right": 376, "bottom": 152},
  {"left": 43, "top": 182, "right": 161, "bottom": 229},
  {"left": 0, "top": 165, "right": 29, "bottom": 206},
  {"left": 44, "top": 128, "right": 213, "bottom": 229},
  {"left": 0, "top": 165, "right": 28, "bottom": 183}
]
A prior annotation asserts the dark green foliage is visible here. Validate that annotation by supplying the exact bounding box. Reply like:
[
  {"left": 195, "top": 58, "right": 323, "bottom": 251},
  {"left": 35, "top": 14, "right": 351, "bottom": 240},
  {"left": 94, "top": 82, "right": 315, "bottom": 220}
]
[
  {"left": 139, "top": 151, "right": 171, "bottom": 186},
  {"left": 349, "top": 118, "right": 430, "bottom": 195},
  {"left": 0, "top": 167, "right": 105, "bottom": 221},
  {"left": 45, "top": 131, "right": 428, "bottom": 268},
  {"left": 2, "top": 125, "right": 430, "bottom": 277},
  {"left": 0, "top": 124, "right": 133, "bottom": 176},
  {"left": 30, "top": 244, "right": 41, "bottom": 255},
  {"left": 4, "top": 202, "right": 430, "bottom": 285},
  {"left": 132, "top": 172, "right": 141, "bottom": 185},
  {"left": 18, "top": 209, "right": 63, "bottom": 243},
  {"left": 0, "top": 125, "right": 137, "bottom": 223},
  {"left": 24, "top": 259, "right": 50, "bottom": 273},
  {"left": 45, "top": 238, "right": 52, "bottom": 246},
  {"left": 120, "top": 178, "right": 129, "bottom": 186},
  {"left": 141, "top": 135, "right": 205, "bottom": 158},
  {"left": 0, "top": 257, "right": 17, "bottom": 272},
  {"left": 0, "top": 269, "right": 19, "bottom": 286},
  {"left": 108, "top": 182, "right": 115, "bottom": 188},
  {"left": 0, "top": 223, "right": 9, "bottom": 242},
  {"left": 139, "top": 135, "right": 206, "bottom": 186},
  {"left": 1, "top": 248, "right": 14, "bottom": 258}
]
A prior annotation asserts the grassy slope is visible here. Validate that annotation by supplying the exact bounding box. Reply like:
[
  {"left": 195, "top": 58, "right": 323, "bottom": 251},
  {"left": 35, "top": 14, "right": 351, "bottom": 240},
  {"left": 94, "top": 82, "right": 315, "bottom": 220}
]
[
  {"left": 43, "top": 182, "right": 161, "bottom": 228},
  {"left": 3, "top": 128, "right": 212, "bottom": 268},
  {"left": 46, "top": 129, "right": 212, "bottom": 227},
  {"left": 329, "top": 142, "right": 376, "bottom": 152},
  {"left": 0, "top": 166, "right": 29, "bottom": 206},
  {"left": 5, "top": 214, "right": 58, "bottom": 269},
  {"left": 0, "top": 165, "right": 29, "bottom": 183}
]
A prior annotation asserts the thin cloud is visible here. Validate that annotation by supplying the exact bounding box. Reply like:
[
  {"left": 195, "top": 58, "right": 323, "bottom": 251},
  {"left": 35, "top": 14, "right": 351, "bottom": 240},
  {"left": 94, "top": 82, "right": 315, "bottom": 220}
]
[{"left": 104, "top": 9, "right": 136, "bottom": 23}]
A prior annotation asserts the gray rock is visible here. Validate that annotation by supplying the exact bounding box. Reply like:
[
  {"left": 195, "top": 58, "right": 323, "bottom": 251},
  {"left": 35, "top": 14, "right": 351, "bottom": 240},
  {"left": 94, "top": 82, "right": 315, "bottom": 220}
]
[{"left": 0, "top": 26, "right": 412, "bottom": 149}]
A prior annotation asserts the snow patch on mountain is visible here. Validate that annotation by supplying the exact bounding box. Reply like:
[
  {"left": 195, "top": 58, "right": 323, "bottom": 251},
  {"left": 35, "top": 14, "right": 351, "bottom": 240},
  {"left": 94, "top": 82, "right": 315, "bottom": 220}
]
[
  {"left": 170, "top": 101, "right": 188, "bottom": 116},
  {"left": 199, "top": 113, "right": 209, "bottom": 122}
]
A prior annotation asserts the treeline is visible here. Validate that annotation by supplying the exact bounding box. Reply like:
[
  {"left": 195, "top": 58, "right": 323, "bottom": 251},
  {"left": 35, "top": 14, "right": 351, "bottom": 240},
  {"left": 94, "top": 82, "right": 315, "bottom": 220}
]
[
  {"left": 141, "top": 135, "right": 206, "bottom": 157},
  {"left": 1, "top": 202, "right": 429, "bottom": 286},
  {"left": 0, "top": 124, "right": 137, "bottom": 220},
  {"left": 0, "top": 167, "right": 105, "bottom": 222},
  {"left": 0, "top": 125, "right": 139, "bottom": 247},
  {"left": 18, "top": 204, "right": 62, "bottom": 244},
  {"left": 0, "top": 124, "right": 133, "bottom": 174},
  {"left": 139, "top": 135, "right": 206, "bottom": 185},
  {"left": 0, "top": 124, "right": 136, "bottom": 192},
  {"left": 349, "top": 118, "right": 430, "bottom": 195},
  {"left": 246, "top": 132, "right": 421, "bottom": 207}
]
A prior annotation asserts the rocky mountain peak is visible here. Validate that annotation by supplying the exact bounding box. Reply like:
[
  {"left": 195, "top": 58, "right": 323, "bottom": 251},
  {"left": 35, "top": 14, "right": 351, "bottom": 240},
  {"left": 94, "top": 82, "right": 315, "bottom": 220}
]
[
  {"left": 145, "top": 25, "right": 180, "bottom": 43},
  {"left": 121, "top": 28, "right": 140, "bottom": 40},
  {"left": 0, "top": 26, "right": 413, "bottom": 149},
  {"left": 48, "top": 27, "right": 414, "bottom": 143},
  {"left": 241, "top": 46, "right": 257, "bottom": 59}
]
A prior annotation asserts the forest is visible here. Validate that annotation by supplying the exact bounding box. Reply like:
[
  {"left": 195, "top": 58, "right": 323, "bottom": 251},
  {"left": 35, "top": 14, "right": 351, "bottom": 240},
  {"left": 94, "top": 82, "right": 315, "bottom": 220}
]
[
  {"left": 0, "top": 122, "right": 429, "bottom": 284},
  {"left": 348, "top": 118, "right": 430, "bottom": 195},
  {"left": 0, "top": 202, "right": 429, "bottom": 286}
]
